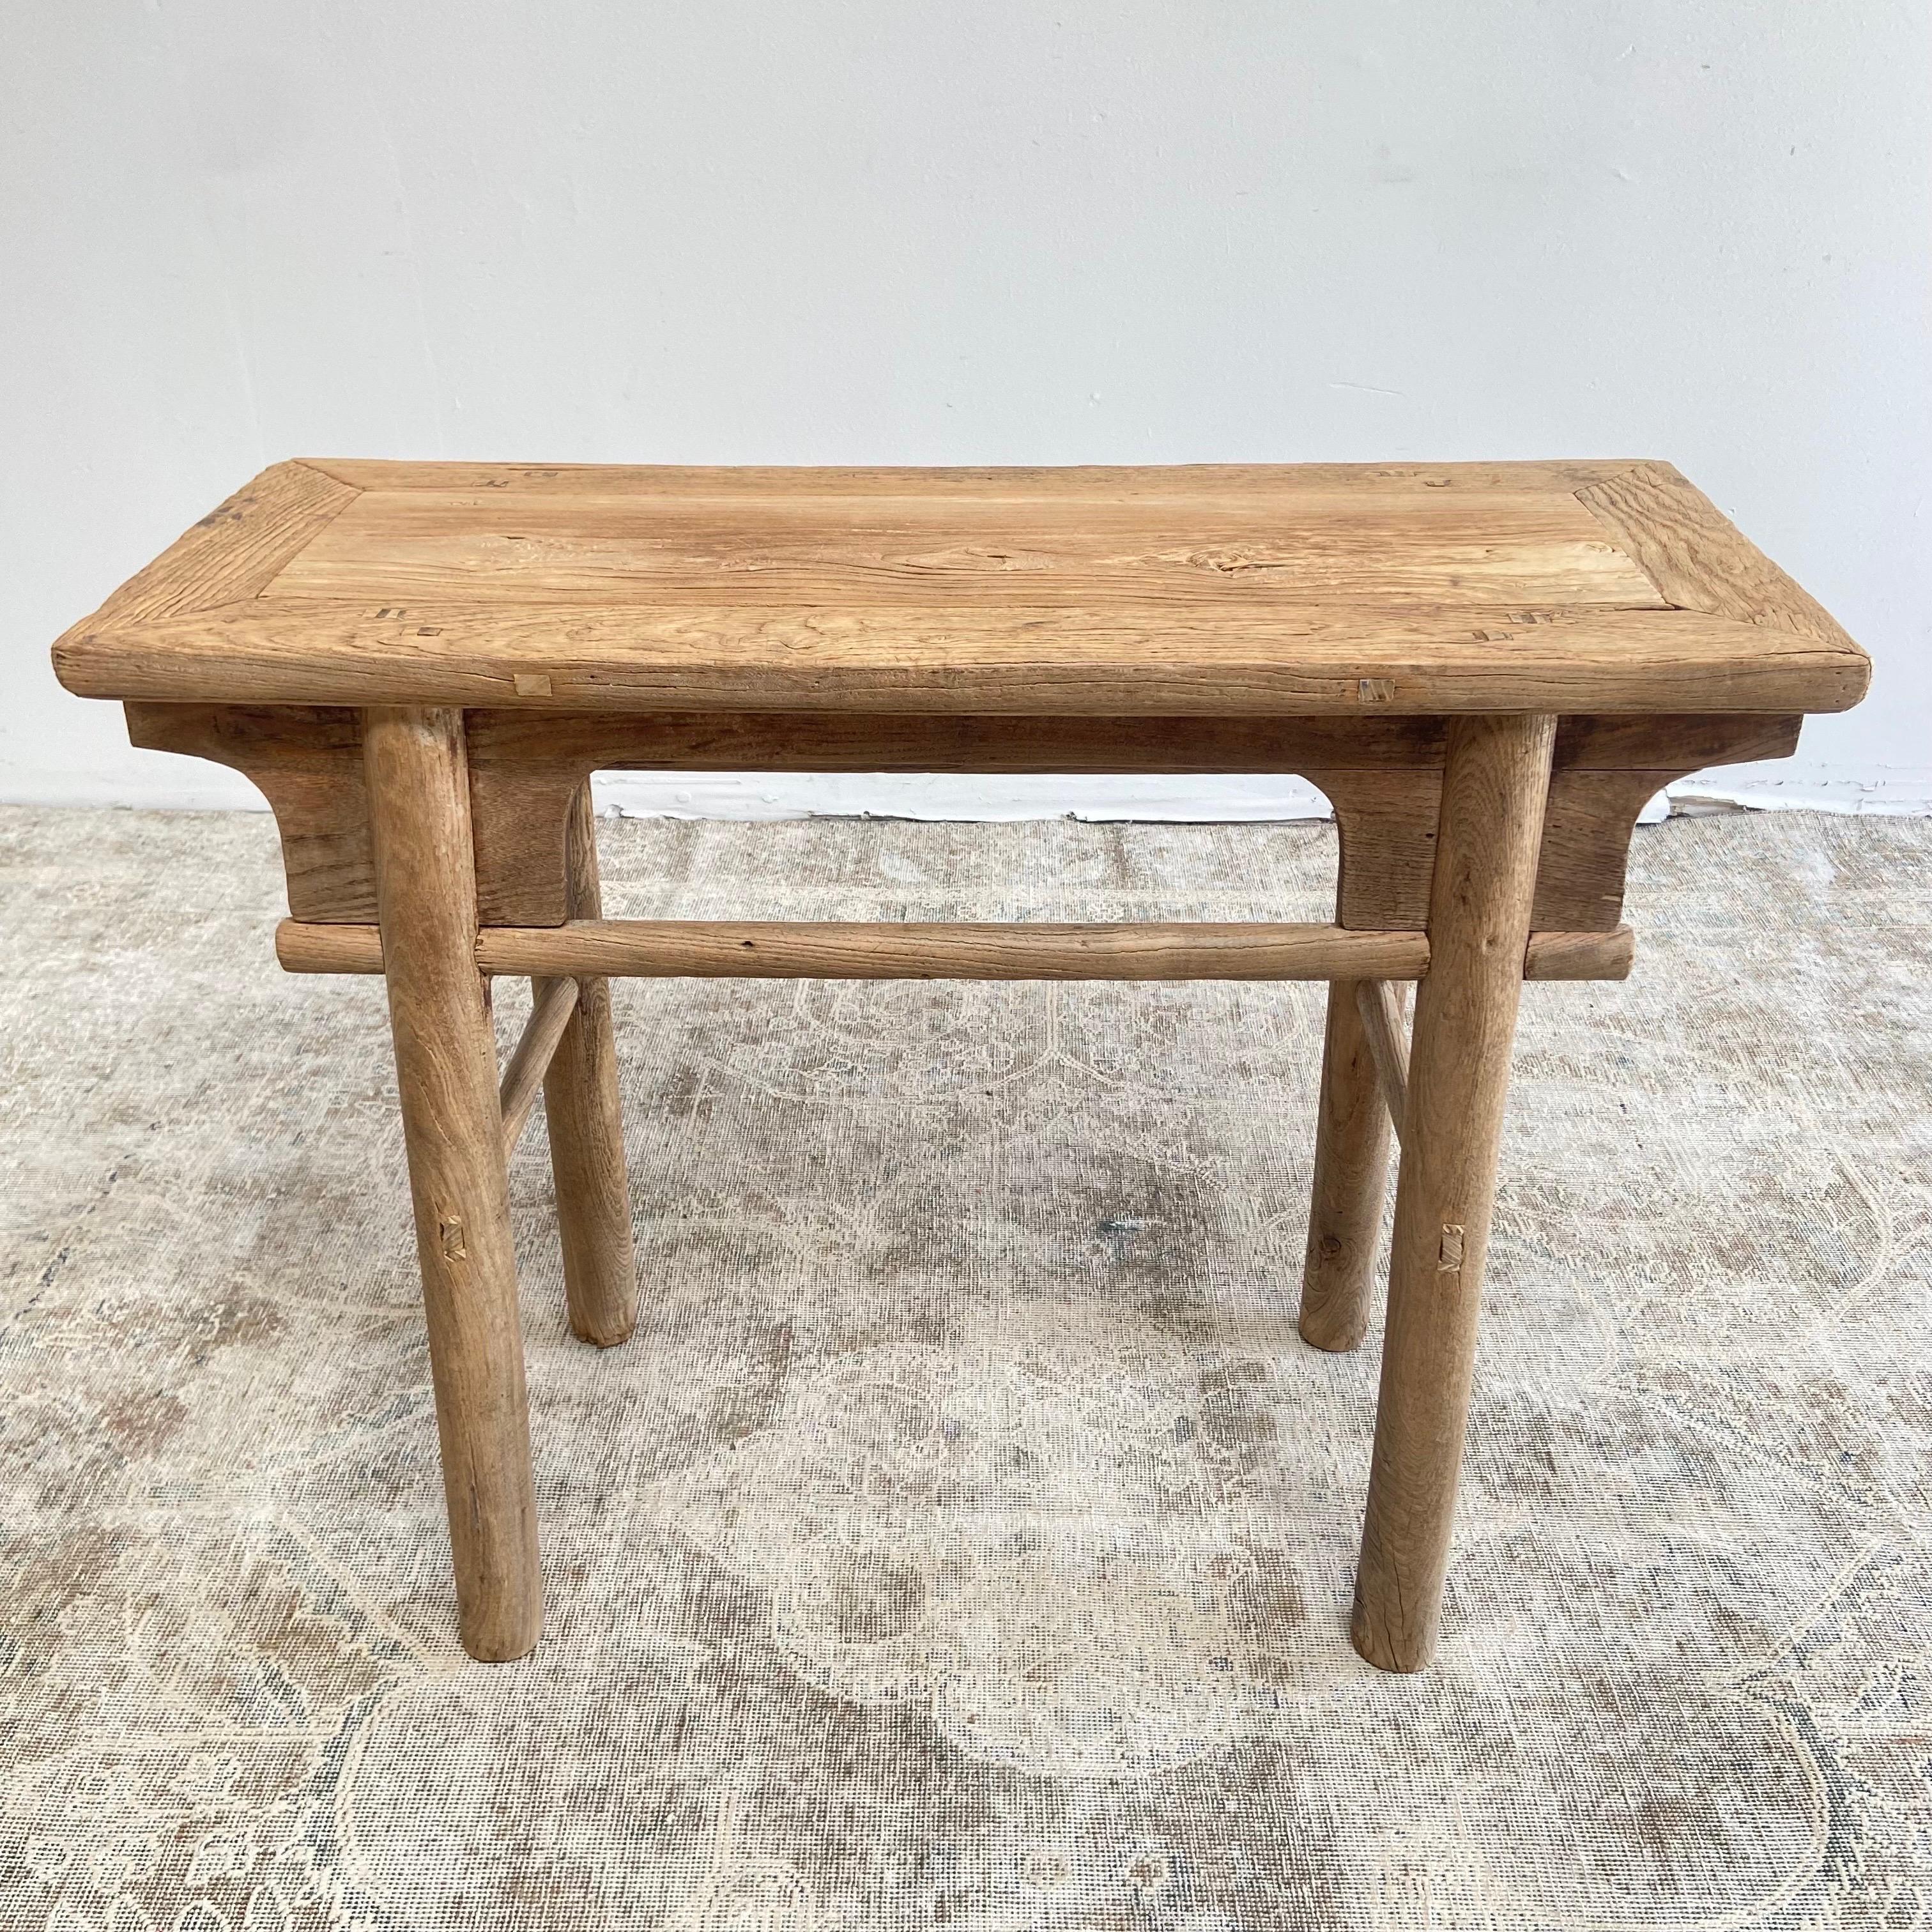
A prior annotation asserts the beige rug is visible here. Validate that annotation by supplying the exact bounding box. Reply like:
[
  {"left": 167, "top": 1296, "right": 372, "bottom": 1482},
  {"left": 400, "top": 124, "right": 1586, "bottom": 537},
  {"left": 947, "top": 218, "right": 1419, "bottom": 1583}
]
[{"left": 1, "top": 802, "right": 1928, "bottom": 1930}]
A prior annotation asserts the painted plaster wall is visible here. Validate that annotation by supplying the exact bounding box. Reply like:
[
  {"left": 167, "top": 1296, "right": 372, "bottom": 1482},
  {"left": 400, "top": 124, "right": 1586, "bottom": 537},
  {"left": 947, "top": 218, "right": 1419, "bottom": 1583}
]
[{"left": 5, "top": 2, "right": 1926, "bottom": 818}]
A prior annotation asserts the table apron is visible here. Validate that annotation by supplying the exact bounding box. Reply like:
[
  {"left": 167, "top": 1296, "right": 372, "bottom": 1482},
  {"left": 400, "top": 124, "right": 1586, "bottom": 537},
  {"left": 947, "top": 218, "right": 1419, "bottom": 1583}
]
[{"left": 120, "top": 701, "right": 1800, "bottom": 933}]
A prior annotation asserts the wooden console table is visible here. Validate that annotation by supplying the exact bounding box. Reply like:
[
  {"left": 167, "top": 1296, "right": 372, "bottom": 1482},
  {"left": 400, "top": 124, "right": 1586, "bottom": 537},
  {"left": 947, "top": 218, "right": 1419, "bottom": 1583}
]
[{"left": 53, "top": 460, "right": 1867, "bottom": 1667}]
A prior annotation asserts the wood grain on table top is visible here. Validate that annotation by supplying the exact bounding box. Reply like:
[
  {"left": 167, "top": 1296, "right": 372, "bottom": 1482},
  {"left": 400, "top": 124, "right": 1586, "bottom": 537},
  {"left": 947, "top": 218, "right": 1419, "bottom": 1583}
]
[{"left": 52, "top": 460, "right": 1867, "bottom": 716}]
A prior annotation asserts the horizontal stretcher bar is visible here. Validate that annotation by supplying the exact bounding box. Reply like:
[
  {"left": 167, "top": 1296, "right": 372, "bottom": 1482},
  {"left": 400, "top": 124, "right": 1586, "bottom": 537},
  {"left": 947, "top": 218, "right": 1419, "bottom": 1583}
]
[{"left": 275, "top": 919, "right": 1635, "bottom": 983}]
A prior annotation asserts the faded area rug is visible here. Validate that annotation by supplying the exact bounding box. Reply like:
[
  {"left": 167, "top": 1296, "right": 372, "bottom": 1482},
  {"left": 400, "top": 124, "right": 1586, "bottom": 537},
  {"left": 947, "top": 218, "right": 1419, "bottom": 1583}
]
[{"left": 1, "top": 804, "right": 1929, "bottom": 1930}]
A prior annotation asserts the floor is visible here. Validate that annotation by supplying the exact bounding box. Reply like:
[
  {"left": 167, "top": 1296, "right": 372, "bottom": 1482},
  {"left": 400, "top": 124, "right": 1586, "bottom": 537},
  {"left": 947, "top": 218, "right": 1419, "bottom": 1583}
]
[{"left": 1, "top": 804, "right": 1928, "bottom": 1931}]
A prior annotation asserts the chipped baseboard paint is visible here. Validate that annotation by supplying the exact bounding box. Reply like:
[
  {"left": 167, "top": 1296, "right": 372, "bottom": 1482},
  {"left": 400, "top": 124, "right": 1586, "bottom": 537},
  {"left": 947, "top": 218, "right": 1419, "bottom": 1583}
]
[
  {"left": 592, "top": 772, "right": 1342, "bottom": 824},
  {"left": 1666, "top": 776, "right": 1932, "bottom": 816}
]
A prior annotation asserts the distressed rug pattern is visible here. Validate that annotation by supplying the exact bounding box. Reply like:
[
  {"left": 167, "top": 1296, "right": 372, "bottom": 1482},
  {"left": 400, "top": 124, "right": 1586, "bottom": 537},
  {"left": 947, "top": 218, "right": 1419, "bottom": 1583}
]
[{"left": 1, "top": 806, "right": 1928, "bottom": 1929}]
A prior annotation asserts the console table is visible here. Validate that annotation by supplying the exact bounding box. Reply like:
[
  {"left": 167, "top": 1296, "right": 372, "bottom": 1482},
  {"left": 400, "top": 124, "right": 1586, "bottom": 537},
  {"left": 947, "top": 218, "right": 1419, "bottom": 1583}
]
[{"left": 53, "top": 459, "right": 1867, "bottom": 1667}]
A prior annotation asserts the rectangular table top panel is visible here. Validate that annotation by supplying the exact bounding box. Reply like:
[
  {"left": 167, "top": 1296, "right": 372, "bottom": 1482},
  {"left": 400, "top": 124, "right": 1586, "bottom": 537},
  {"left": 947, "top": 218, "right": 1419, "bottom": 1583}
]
[{"left": 54, "top": 460, "right": 1868, "bottom": 716}]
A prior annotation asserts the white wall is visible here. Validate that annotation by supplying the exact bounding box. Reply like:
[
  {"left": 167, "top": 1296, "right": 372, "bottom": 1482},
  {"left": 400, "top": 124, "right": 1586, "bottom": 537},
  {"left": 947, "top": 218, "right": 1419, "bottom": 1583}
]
[{"left": 6, "top": 2, "right": 1927, "bottom": 820}]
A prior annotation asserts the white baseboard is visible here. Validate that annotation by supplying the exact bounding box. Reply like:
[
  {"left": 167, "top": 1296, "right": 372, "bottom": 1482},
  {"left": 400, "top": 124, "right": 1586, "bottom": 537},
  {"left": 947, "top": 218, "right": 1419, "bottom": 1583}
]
[
  {"left": 8, "top": 763, "right": 1930, "bottom": 822},
  {"left": 592, "top": 768, "right": 1932, "bottom": 824}
]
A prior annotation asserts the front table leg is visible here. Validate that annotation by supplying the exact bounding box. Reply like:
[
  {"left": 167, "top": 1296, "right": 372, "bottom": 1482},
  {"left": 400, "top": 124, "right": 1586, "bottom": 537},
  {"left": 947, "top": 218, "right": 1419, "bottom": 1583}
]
[
  {"left": 1351, "top": 713, "right": 1556, "bottom": 1672},
  {"left": 365, "top": 707, "right": 542, "bottom": 1662}
]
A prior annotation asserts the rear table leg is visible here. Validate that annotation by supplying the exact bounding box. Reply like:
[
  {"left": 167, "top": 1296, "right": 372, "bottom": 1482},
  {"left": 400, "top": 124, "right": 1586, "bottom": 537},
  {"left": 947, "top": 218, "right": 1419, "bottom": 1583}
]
[
  {"left": 1299, "top": 981, "right": 1395, "bottom": 1353},
  {"left": 542, "top": 781, "right": 638, "bottom": 1346}
]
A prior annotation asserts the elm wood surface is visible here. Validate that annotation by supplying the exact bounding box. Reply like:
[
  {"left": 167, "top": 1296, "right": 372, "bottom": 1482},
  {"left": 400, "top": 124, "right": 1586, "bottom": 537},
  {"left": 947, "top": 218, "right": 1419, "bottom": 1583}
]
[
  {"left": 120, "top": 700, "right": 1800, "bottom": 932},
  {"left": 57, "top": 461, "right": 1868, "bottom": 715},
  {"left": 1573, "top": 466, "right": 1851, "bottom": 643},
  {"left": 483, "top": 921, "right": 1436, "bottom": 983},
  {"left": 1353, "top": 714, "right": 1557, "bottom": 1673},
  {"left": 362, "top": 708, "right": 540, "bottom": 1663},
  {"left": 51, "top": 459, "right": 1868, "bottom": 1672},
  {"left": 125, "top": 702, "right": 379, "bottom": 923}
]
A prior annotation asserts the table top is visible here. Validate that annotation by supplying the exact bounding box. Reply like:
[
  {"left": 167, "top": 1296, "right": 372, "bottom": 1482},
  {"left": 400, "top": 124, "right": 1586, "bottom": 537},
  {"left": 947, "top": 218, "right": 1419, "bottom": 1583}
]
[{"left": 54, "top": 459, "right": 1867, "bottom": 716}]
